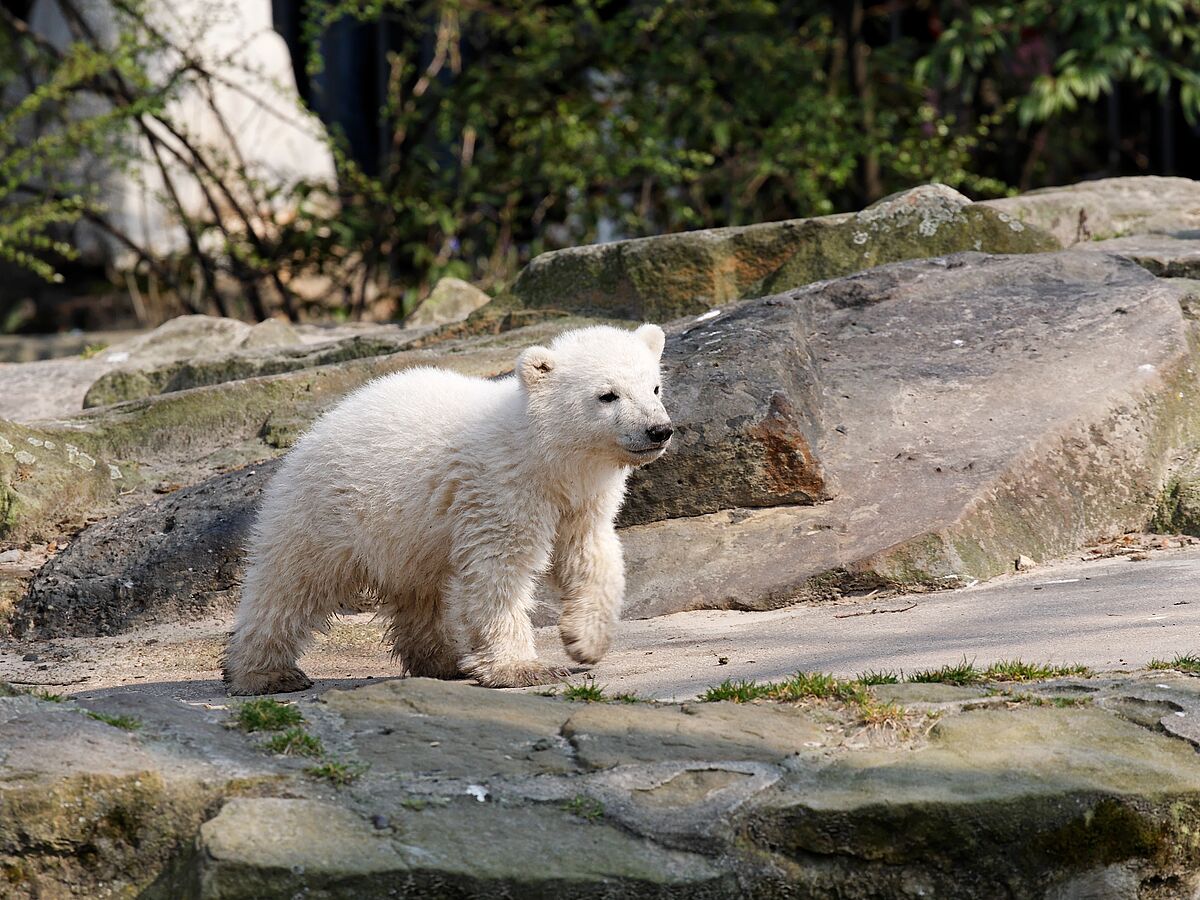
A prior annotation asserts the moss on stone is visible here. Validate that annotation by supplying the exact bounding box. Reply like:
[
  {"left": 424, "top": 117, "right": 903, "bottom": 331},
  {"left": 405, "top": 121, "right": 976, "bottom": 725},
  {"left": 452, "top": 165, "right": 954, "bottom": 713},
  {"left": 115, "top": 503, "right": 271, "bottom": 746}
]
[
  {"left": 0, "top": 419, "right": 128, "bottom": 543},
  {"left": 1035, "top": 799, "right": 1165, "bottom": 868},
  {"left": 1151, "top": 461, "right": 1200, "bottom": 535},
  {"left": 511, "top": 186, "right": 1060, "bottom": 320}
]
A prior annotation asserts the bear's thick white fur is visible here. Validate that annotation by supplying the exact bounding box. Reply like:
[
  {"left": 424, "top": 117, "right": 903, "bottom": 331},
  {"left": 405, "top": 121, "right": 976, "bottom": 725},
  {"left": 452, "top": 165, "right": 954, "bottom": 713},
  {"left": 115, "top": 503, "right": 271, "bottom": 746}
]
[{"left": 223, "top": 323, "right": 671, "bottom": 694}]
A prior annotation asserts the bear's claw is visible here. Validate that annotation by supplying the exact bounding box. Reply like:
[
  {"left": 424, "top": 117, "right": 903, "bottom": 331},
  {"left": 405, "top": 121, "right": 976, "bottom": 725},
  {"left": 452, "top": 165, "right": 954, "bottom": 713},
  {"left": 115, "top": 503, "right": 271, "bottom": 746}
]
[
  {"left": 473, "top": 661, "right": 571, "bottom": 688},
  {"left": 224, "top": 665, "right": 314, "bottom": 696}
]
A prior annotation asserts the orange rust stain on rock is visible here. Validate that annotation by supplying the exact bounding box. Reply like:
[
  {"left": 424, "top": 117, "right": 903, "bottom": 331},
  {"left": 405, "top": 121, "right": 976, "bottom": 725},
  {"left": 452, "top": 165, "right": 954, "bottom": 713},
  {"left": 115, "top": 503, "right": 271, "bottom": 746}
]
[{"left": 747, "top": 392, "right": 827, "bottom": 499}]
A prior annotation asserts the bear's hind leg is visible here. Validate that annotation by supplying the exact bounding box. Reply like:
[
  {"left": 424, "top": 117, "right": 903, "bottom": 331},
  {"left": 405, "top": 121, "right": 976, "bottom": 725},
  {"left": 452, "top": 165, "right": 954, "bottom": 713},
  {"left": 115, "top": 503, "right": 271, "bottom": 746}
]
[
  {"left": 384, "top": 592, "right": 464, "bottom": 680},
  {"left": 224, "top": 551, "right": 347, "bottom": 695}
]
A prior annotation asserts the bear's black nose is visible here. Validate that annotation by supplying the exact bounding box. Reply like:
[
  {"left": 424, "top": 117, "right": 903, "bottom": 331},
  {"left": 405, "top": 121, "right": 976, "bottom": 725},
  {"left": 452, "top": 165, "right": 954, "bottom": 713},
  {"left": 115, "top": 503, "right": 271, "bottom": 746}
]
[{"left": 646, "top": 424, "right": 674, "bottom": 444}]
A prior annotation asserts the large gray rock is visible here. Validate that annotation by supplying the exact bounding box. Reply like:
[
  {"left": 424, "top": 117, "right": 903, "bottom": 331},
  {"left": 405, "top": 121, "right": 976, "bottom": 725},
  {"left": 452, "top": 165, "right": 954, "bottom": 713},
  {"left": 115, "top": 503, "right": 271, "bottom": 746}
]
[
  {"left": 981, "top": 175, "right": 1200, "bottom": 246},
  {"left": 11, "top": 462, "right": 276, "bottom": 637},
  {"left": 511, "top": 184, "right": 1059, "bottom": 320},
  {"left": 616, "top": 250, "right": 1197, "bottom": 618},
  {"left": 81, "top": 322, "right": 441, "bottom": 409},
  {"left": 622, "top": 295, "right": 828, "bottom": 525},
  {"left": 194, "top": 797, "right": 731, "bottom": 899},
  {"left": 15, "top": 250, "right": 1200, "bottom": 635},
  {"left": 6, "top": 672, "right": 1200, "bottom": 898}
]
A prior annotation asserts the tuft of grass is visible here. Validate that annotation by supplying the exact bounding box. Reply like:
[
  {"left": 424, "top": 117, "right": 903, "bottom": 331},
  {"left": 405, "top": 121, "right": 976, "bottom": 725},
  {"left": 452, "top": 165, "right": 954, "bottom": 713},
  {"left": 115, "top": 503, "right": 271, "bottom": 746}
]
[
  {"left": 699, "top": 672, "right": 903, "bottom": 728},
  {"left": 264, "top": 727, "right": 324, "bottom": 757},
  {"left": 981, "top": 660, "right": 1090, "bottom": 682},
  {"left": 305, "top": 759, "right": 368, "bottom": 786},
  {"left": 561, "top": 795, "right": 605, "bottom": 822},
  {"left": 856, "top": 669, "right": 900, "bottom": 685},
  {"left": 1148, "top": 653, "right": 1200, "bottom": 674},
  {"left": 700, "top": 678, "right": 768, "bottom": 703},
  {"left": 907, "top": 657, "right": 982, "bottom": 686},
  {"left": 1051, "top": 696, "right": 1091, "bottom": 708},
  {"left": 906, "top": 658, "right": 1090, "bottom": 685},
  {"left": 562, "top": 681, "right": 606, "bottom": 702},
  {"left": 80, "top": 343, "right": 108, "bottom": 359},
  {"left": 32, "top": 690, "right": 65, "bottom": 702},
  {"left": 87, "top": 711, "right": 141, "bottom": 731},
  {"left": 233, "top": 698, "right": 303, "bottom": 733},
  {"left": 700, "top": 672, "right": 868, "bottom": 705},
  {"left": 858, "top": 700, "right": 907, "bottom": 727},
  {"left": 999, "top": 691, "right": 1093, "bottom": 709},
  {"left": 611, "top": 692, "right": 642, "bottom": 704}
]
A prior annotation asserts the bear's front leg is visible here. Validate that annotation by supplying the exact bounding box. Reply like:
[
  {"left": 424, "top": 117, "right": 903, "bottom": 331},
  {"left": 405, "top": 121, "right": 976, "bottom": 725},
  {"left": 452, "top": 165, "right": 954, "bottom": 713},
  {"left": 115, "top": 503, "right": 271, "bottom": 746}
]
[
  {"left": 445, "top": 524, "right": 569, "bottom": 689},
  {"left": 551, "top": 514, "right": 624, "bottom": 666}
]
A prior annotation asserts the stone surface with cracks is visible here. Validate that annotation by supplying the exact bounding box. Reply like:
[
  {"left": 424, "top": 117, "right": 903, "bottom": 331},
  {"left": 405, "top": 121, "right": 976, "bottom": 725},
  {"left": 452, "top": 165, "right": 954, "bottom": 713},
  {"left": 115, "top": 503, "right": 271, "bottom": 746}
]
[{"left": 4, "top": 672, "right": 1200, "bottom": 898}]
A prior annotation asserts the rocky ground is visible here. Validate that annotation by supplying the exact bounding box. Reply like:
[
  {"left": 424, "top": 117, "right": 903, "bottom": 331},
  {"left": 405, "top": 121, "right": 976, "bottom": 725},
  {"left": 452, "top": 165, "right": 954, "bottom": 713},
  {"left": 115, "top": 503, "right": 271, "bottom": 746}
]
[{"left": 6, "top": 178, "right": 1200, "bottom": 897}]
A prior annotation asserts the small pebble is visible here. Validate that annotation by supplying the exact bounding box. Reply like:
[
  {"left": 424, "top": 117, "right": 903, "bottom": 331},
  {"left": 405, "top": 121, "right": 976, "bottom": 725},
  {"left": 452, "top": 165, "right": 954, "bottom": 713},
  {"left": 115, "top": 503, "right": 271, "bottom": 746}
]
[{"left": 371, "top": 815, "right": 389, "bottom": 830}]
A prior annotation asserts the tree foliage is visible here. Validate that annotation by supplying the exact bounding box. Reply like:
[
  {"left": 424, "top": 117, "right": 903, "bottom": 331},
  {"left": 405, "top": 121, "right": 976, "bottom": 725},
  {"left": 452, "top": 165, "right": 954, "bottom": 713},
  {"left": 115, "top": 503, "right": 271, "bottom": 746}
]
[{"left": 3, "top": 0, "right": 1200, "bottom": 322}]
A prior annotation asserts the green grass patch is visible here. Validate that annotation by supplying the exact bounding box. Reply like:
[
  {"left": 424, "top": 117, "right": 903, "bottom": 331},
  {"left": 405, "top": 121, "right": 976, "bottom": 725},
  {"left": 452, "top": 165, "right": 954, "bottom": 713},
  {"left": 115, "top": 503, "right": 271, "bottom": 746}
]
[
  {"left": 233, "top": 698, "right": 303, "bottom": 732},
  {"left": 699, "top": 672, "right": 901, "bottom": 727},
  {"left": 701, "top": 672, "right": 868, "bottom": 705},
  {"left": 87, "top": 711, "right": 141, "bottom": 731},
  {"left": 907, "top": 657, "right": 1090, "bottom": 685},
  {"left": 305, "top": 759, "right": 368, "bottom": 786},
  {"left": 907, "top": 658, "right": 983, "bottom": 685},
  {"left": 856, "top": 669, "right": 900, "bottom": 685},
  {"left": 981, "top": 659, "right": 1091, "bottom": 682},
  {"left": 561, "top": 795, "right": 605, "bottom": 822},
  {"left": 562, "top": 681, "right": 606, "bottom": 702},
  {"left": 80, "top": 343, "right": 108, "bottom": 360},
  {"left": 1148, "top": 653, "right": 1200, "bottom": 674},
  {"left": 32, "top": 690, "right": 65, "bottom": 702},
  {"left": 699, "top": 678, "right": 766, "bottom": 703},
  {"left": 1048, "top": 696, "right": 1091, "bottom": 708},
  {"left": 611, "top": 692, "right": 642, "bottom": 704},
  {"left": 264, "top": 727, "right": 324, "bottom": 757}
]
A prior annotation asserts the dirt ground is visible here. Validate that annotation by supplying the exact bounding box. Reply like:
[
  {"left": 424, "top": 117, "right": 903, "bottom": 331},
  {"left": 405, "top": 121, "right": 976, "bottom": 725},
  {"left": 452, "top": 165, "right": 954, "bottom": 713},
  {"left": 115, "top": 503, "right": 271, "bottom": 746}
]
[{"left": 2, "top": 533, "right": 1198, "bottom": 708}]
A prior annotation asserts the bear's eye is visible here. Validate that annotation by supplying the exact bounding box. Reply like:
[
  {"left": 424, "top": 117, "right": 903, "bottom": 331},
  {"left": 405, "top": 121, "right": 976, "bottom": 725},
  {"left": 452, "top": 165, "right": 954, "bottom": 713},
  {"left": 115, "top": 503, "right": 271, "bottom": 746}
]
[
  {"left": 654, "top": 385, "right": 660, "bottom": 395},
  {"left": 599, "top": 391, "right": 619, "bottom": 403}
]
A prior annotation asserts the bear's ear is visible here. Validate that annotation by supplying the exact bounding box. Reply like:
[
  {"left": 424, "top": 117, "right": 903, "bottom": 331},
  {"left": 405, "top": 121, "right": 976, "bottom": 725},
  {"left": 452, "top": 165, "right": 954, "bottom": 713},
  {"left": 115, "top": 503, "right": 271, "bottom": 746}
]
[
  {"left": 635, "top": 323, "right": 665, "bottom": 359},
  {"left": 518, "top": 345, "right": 556, "bottom": 390}
]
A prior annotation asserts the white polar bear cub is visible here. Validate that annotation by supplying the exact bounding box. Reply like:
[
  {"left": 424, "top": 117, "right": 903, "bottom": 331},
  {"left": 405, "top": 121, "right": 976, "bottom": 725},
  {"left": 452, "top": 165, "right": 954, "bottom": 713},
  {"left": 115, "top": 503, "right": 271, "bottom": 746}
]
[{"left": 223, "top": 323, "right": 672, "bottom": 694}]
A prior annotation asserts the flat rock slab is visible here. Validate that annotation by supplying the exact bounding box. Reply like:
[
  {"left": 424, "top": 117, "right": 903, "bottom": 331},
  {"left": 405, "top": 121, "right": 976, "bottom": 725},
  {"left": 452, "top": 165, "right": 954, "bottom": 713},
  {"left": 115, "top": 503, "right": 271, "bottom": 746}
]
[
  {"left": 617, "top": 250, "right": 1196, "bottom": 617},
  {"left": 512, "top": 184, "right": 1057, "bottom": 320},
  {"left": 5, "top": 672, "right": 1200, "bottom": 898},
  {"left": 982, "top": 175, "right": 1200, "bottom": 246},
  {"left": 0, "top": 315, "right": 311, "bottom": 422},
  {"left": 1077, "top": 230, "right": 1200, "bottom": 278},
  {"left": 80, "top": 324, "right": 440, "bottom": 409}
]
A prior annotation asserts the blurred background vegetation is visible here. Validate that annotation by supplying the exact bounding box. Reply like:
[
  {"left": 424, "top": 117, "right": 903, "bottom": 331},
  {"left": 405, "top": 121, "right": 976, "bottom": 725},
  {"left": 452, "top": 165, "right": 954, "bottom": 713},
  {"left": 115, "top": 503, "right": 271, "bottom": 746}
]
[{"left": 2, "top": 0, "right": 1200, "bottom": 331}]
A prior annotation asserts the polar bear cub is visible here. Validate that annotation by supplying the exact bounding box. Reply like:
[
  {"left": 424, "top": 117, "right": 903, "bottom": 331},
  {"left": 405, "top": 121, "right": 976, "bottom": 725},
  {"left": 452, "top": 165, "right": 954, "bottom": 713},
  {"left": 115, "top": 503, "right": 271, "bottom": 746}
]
[{"left": 223, "top": 323, "right": 672, "bottom": 694}]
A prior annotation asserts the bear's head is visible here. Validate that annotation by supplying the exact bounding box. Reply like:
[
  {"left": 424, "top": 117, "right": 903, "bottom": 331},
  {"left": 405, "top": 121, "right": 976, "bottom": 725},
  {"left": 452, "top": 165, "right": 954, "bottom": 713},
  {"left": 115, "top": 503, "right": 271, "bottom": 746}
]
[{"left": 517, "top": 324, "right": 672, "bottom": 468}]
